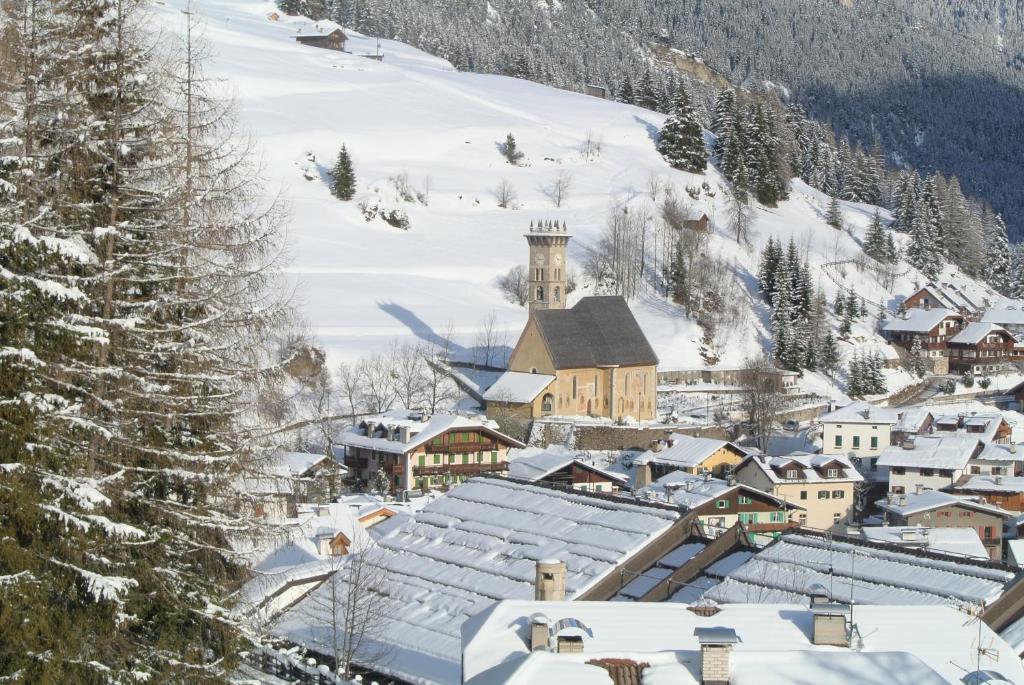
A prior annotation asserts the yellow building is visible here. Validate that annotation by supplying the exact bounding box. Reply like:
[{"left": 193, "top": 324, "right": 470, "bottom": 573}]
[{"left": 484, "top": 222, "right": 659, "bottom": 422}]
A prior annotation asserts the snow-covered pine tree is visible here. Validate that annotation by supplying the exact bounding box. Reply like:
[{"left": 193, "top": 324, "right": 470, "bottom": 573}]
[
  {"left": 2, "top": 3, "right": 291, "bottom": 679},
  {"left": 757, "top": 236, "right": 782, "bottom": 304},
  {"left": 636, "top": 68, "right": 659, "bottom": 111},
  {"left": 906, "top": 204, "right": 942, "bottom": 281},
  {"left": 710, "top": 87, "right": 737, "bottom": 157},
  {"left": 771, "top": 252, "right": 795, "bottom": 368},
  {"left": 721, "top": 113, "right": 749, "bottom": 195},
  {"left": 502, "top": 133, "right": 523, "bottom": 164},
  {"left": 868, "top": 352, "right": 887, "bottom": 394},
  {"left": 834, "top": 291, "right": 845, "bottom": 317},
  {"left": 618, "top": 75, "right": 635, "bottom": 104},
  {"left": 821, "top": 331, "right": 840, "bottom": 377},
  {"left": 825, "top": 194, "right": 843, "bottom": 229},
  {"left": 985, "top": 211, "right": 1012, "bottom": 294},
  {"left": 845, "top": 289, "right": 860, "bottom": 321},
  {"left": 332, "top": 144, "right": 357, "bottom": 200},
  {"left": 907, "top": 336, "right": 927, "bottom": 377},
  {"left": 748, "top": 103, "right": 787, "bottom": 206},
  {"left": 656, "top": 84, "right": 707, "bottom": 173},
  {"left": 863, "top": 209, "right": 889, "bottom": 262},
  {"left": 892, "top": 171, "right": 918, "bottom": 233},
  {"left": 847, "top": 352, "right": 863, "bottom": 396}
]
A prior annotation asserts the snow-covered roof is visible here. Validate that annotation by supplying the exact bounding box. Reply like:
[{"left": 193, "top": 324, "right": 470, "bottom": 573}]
[
  {"left": 914, "top": 281, "right": 987, "bottom": 313},
  {"left": 506, "top": 447, "right": 627, "bottom": 483},
  {"left": 925, "top": 411, "right": 1007, "bottom": 444},
  {"left": 634, "top": 434, "right": 741, "bottom": 468},
  {"left": 982, "top": 297, "right": 1024, "bottom": 326},
  {"left": 954, "top": 474, "right": 1024, "bottom": 494},
  {"left": 876, "top": 489, "right": 1011, "bottom": 518},
  {"left": 273, "top": 477, "right": 680, "bottom": 684},
  {"left": 638, "top": 469, "right": 797, "bottom": 512},
  {"left": 461, "top": 600, "right": 1024, "bottom": 685},
  {"left": 875, "top": 435, "right": 980, "bottom": 470},
  {"left": 741, "top": 453, "right": 863, "bottom": 484},
  {"left": 819, "top": 401, "right": 899, "bottom": 425},
  {"left": 895, "top": 406, "right": 932, "bottom": 434},
  {"left": 883, "top": 307, "right": 959, "bottom": 333},
  {"left": 340, "top": 410, "right": 524, "bottom": 455},
  {"left": 859, "top": 526, "right": 989, "bottom": 560},
  {"left": 701, "top": 532, "right": 1017, "bottom": 607},
  {"left": 481, "top": 370, "right": 555, "bottom": 403},
  {"left": 949, "top": 321, "right": 1010, "bottom": 345},
  {"left": 274, "top": 451, "right": 337, "bottom": 477}
]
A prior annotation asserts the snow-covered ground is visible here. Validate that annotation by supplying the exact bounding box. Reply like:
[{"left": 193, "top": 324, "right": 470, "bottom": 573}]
[{"left": 152, "top": 1, "right": 999, "bottom": 400}]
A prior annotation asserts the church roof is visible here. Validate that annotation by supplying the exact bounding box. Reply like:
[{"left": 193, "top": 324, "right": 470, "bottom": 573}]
[{"left": 532, "top": 296, "right": 658, "bottom": 369}]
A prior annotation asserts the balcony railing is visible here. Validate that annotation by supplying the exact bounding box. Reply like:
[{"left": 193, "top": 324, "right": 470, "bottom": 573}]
[{"left": 414, "top": 462, "right": 508, "bottom": 477}]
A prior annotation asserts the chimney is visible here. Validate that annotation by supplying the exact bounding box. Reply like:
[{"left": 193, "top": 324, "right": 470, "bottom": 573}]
[
  {"left": 556, "top": 635, "right": 584, "bottom": 654},
  {"left": 811, "top": 603, "right": 851, "bottom": 647},
  {"left": 915, "top": 484, "right": 925, "bottom": 495},
  {"left": 650, "top": 440, "right": 663, "bottom": 453},
  {"left": 996, "top": 475, "right": 1004, "bottom": 485},
  {"left": 529, "top": 613, "right": 550, "bottom": 652},
  {"left": 901, "top": 437, "right": 916, "bottom": 450},
  {"left": 635, "top": 464, "right": 653, "bottom": 489},
  {"left": 899, "top": 494, "right": 907, "bottom": 506},
  {"left": 364, "top": 420, "right": 376, "bottom": 436},
  {"left": 399, "top": 425, "right": 412, "bottom": 443},
  {"left": 535, "top": 559, "right": 566, "bottom": 601},
  {"left": 694, "top": 627, "right": 738, "bottom": 685}
]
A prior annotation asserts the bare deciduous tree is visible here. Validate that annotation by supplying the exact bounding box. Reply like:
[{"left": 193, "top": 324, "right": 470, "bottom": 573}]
[
  {"left": 359, "top": 352, "right": 398, "bottom": 413},
  {"left": 497, "top": 264, "right": 529, "bottom": 306},
  {"left": 494, "top": 178, "right": 517, "bottom": 209},
  {"left": 541, "top": 171, "right": 572, "bottom": 208},
  {"left": 579, "top": 130, "right": 603, "bottom": 161},
  {"left": 738, "top": 354, "right": 785, "bottom": 451},
  {"left": 473, "top": 312, "right": 506, "bottom": 368},
  {"left": 419, "top": 332, "right": 459, "bottom": 414},
  {"left": 727, "top": 186, "right": 755, "bottom": 246},
  {"left": 336, "top": 360, "right": 365, "bottom": 427},
  {"left": 585, "top": 205, "right": 652, "bottom": 299},
  {"left": 392, "top": 342, "right": 428, "bottom": 410}
]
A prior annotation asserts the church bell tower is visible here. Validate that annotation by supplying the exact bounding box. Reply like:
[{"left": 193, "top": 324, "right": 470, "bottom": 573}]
[{"left": 526, "top": 220, "right": 571, "bottom": 312}]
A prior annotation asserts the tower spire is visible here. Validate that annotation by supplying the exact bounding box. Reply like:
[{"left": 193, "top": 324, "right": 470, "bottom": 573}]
[{"left": 525, "top": 221, "right": 571, "bottom": 312}]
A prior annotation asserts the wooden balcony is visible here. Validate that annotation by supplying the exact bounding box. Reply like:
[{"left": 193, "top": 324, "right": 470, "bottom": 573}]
[{"left": 414, "top": 462, "right": 508, "bottom": 477}]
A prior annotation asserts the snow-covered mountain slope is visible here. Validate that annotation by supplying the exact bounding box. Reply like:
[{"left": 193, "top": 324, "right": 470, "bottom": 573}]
[{"left": 153, "top": 1, "right": 997, "bottom": 392}]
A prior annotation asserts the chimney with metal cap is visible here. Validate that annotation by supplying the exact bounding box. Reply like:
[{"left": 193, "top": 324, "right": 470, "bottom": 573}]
[
  {"left": 694, "top": 627, "right": 738, "bottom": 685},
  {"left": 529, "top": 613, "right": 550, "bottom": 652}
]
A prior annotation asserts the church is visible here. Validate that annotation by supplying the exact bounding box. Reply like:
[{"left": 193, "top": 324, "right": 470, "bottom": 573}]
[{"left": 483, "top": 221, "right": 659, "bottom": 422}]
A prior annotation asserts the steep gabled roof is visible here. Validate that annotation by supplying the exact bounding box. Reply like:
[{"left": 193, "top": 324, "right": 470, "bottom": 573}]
[
  {"left": 531, "top": 296, "right": 658, "bottom": 369},
  {"left": 883, "top": 307, "right": 960, "bottom": 333}
]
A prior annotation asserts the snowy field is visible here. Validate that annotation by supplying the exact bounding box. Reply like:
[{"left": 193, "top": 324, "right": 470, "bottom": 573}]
[{"left": 152, "top": 1, "right": 998, "bottom": 399}]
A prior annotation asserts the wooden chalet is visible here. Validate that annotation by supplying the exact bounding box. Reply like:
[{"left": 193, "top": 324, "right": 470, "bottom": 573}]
[
  {"left": 947, "top": 322, "right": 1018, "bottom": 374},
  {"left": 682, "top": 212, "right": 710, "bottom": 232},
  {"left": 904, "top": 282, "right": 985, "bottom": 318},
  {"left": 295, "top": 28, "right": 347, "bottom": 52}
]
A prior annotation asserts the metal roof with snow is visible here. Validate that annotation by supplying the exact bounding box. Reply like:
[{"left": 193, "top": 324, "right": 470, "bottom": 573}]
[
  {"left": 272, "top": 476, "right": 680, "bottom": 685},
  {"left": 482, "top": 370, "right": 555, "bottom": 403},
  {"left": 634, "top": 434, "right": 741, "bottom": 468},
  {"left": 876, "top": 435, "right": 980, "bottom": 470},
  {"left": 875, "top": 489, "right": 1011, "bottom": 518}
]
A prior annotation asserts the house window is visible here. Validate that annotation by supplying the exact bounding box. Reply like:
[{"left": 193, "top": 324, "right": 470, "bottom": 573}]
[
  {"left": 892, "top": 467, "right": 906, "bottom": 475},
  {"left": 833, "top": 513, "right": 842, "bottom": 523},
  {"left": 786, "top": 470, "right": 799, "bottom": 479},
  {"left": 738, "top": 495, "right": 753, "bottom": 505},
  {"left": 938, "top": 469, "right": 952, "bottom": 478},
  {"left": 537, "top": 286, "right": 544, "bottom": 301},
  {"left": 870, "top": 436, "right": 878, "bottom": 449},
  {"left": 834, "top": 435, "right": 843, "bottom": 448},
  {"left": 818, "top": 491, "right": 831, "bottom": 499},
  {"left": 852, "top": 436, "right": 860, "bottom": 449},
  {"left": 572, "top": 376, "right": 577, "bottom": 399},
  {"left": 418, "top": 455, "right": 425, "bottom": 467},
  {"left": 920, "top": 468, "right": 934, "bottom": 477},
  {"left": 739, "top": 513, "right": 758, "bottom": 524},
  {"left": 800, "top": 491, "right": 808, "bottom": 500},
  {"left": 892, "top": 486, "right": 905, "bottom": 494},
  {"left": 832, "top": 490, "right": 845, "bottom": 499},
  {"left": 433, "top": 454, "right": 441, "bottom": 465},
  {"left": 984, "top": 526, "right": 994, "bottom": 540},
  {"left": 961, "top": 511, "right": 972, "bottom": 518},
  {"left": 826, "top": 468, "right": 838, "bottom": 478},
  {"left": 715, "top": 499, "right": 730, "bottom": 509},
  {"left": 594, "top": 484, "right": 602, "bottom": 492},
  {"left": 491, "top": 451, "right": 498, "bottom": 463},
  {"left": 461, "top": 454, "right": 469, "bottom": 465},
  {"left": 799, "top": 514, "right": 808, "bottom": 525},
  {"left": 554, "top": 286, "right": 561, "bottom": 302},
  {"left": 541, "top": 393, "right": 554, "bottom": 414},
  {"left": 769, "top": 511, "right": 786, "bottom": 523}
]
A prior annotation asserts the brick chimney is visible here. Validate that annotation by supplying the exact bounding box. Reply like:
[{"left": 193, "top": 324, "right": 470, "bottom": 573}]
[
  {"left": 694, "top": 627, "right": 738, "bottom": 685},
  {"left": 635, "top": 463, "right": 653, "bottom": 489},
  {"left": 535, "top": 559, "right": 566, "bottom": 601}
]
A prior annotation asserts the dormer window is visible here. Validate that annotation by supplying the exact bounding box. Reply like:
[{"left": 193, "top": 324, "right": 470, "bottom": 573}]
[
  {"left": 786, "top": 469, "right": 799, "bottom": 479},
  {"left": 826, "top": 468, "right": 838, "bottom": 478}
]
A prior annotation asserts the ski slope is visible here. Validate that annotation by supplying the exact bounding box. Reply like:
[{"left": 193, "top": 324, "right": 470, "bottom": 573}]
[{"left": 152, "top": 0, "right": 998, "bottom": 396}]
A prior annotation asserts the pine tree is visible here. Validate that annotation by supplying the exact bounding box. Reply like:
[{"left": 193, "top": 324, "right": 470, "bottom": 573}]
[
  {"left": 906, "top": 206, "right": 942, "bottom": 281},
  {"left": 657, "top": 84, "right": 707, "bottom": 173},
  {"left": 863, "top": 210, "right": 890, "bottom": 262},
  {"left": 711, "top": 88, "right": 737, "bottom": 157},
  {"left": 618, "top": 75, "right": 635, "bottom": 105},
  {"left": 846, "top": 289, "right": 860, "bottom": 321},
  {"left": 757, "top": 237, "right": 782, "bottom": 304},
  {"left": 825, "top": 194, "right": 843, "bottom": 229},
  {"left": 502, "top": 132, "right": 524, "bottom": 164},
  {"left": 1, "top": 4, "right": 291, "bottom": 679},
  {"left": 907, "top": 336, "right": 927, "bottom": 377},
  {"left": 636, "top": 68, "right": 659, "bottom": 111},
  {"left": 821, "top": 331, "right": 840, "bottom": 377},
  {"left": 985, "top": 212, "right": 1012, "bottom": 294},
  {"left": 332, "top": 144, "right": 357, "bottom": 200}
]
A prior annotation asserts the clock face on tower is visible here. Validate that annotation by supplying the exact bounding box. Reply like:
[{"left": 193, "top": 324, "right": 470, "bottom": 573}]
[
  {"left": 534, "top": 253, "right": 546, "bottom": 266},
  {"left": 553, "top": 254, "right": 563, "bottom": 266}
]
